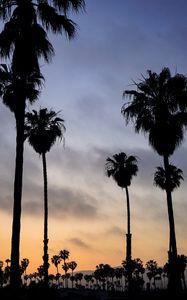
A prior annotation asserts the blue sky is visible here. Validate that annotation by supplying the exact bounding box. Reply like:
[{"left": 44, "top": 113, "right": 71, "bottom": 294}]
[{"left": 1, "top": 0, "right": 187, "bottom": 272}]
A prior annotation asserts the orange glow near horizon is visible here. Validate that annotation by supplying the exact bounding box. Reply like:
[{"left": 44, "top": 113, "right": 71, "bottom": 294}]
[{"left": 2, "top": 202, "right": 187, "bottom": 275}]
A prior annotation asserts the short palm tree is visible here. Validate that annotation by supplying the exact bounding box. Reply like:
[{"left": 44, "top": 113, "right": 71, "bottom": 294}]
[
  {"left": 25, "top": 108, "right": 66, "bottom": 286},
  {"left": 68, "top": 261, "right": 77, "bottom": 288},
  {"left": 62, "top": 262, "right": 70, "bottom": 288},
  {"left": 20, "top": 258, "right": 29, "bottom": 276},
  {"left": 60, "top": 249, "right": 70, "bottom": 288},
  {"left": 59, "top": 249, "right": 70, "bottom": 264},
  {"left": 122, "top": 68, "right": 187, "bottom": 291},
  {"left": 51, "top": 255, "right": 61, "bottom": 275},
  {"left": 105, "top": 152, "right": 138, "bottom": 291}
]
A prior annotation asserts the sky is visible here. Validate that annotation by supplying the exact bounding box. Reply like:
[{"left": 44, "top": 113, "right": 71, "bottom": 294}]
[{"left": 1, "top": 0, "right": 187, "bottom": 274}]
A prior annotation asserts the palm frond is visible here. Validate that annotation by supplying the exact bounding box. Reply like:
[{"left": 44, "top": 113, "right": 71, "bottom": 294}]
[
  {"left": 51, "top": 0, "right": 85, "bottom": 13},
  {"left": 154, "top": 164, "right": 184, "bottom": 192},
  {"left": 37, "top": 3, "right": 76, "bottom": 38}
]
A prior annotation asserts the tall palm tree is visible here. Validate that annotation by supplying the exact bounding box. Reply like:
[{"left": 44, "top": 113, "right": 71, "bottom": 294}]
[
  {"left": 0, "top": 0, "right": 85, "bottom": 288},
  {"left": 121, "top": 68, "right": 187, "bottom": 291},
  {"left": 25, "top": 108, "right": 66, "bottom": 286},
  {"left": 105, "top": 152, "right": 138, "bottom": 292},
  {"left": 0, "top": 64, "right": 43, "bottom": 288}
]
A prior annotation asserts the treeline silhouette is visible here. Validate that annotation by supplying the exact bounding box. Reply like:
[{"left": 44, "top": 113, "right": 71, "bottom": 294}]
[{"left": 0, "top": 253, "right": 187, "bottom": 299}]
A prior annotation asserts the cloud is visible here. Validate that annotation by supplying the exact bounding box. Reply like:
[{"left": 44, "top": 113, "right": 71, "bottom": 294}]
[
  {"left": 68, "top": 238, "right": 91, "bottom": 249},
  {"left": 106, "top": 226, "right": 124, "bottom": 237},
  {"left": 21, "top": 184, "right": 99, "bottom": 220}
]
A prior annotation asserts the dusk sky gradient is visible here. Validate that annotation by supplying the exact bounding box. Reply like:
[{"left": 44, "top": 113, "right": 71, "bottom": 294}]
[{"left": 1, "top": 0, "right": 187, "bottom": 274}]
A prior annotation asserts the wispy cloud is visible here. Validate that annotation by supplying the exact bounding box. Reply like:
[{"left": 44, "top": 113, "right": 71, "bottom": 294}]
[{"left": 68, "top": 238, "right": 91, "bottom": 249}]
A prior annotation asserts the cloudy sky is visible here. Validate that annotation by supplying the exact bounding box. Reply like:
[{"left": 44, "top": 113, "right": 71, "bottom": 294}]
[{"left": 1, "top": 0, "right": 187, "bottom": 274}]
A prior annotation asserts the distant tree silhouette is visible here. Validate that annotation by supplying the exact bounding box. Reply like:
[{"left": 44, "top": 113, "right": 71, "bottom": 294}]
[
  {"left": 0, "top": 0, "right": 85, "bottom": 288},
  {"left": 178, "top": 254, "right": 187, "bottom": 289},
  {"left": 74, "top": 272, "right": 83, "bottom": 287},
  {"left": 146, "top": 260, "right": 158, "bottom": 289},
  {"left": 68, "top": 261, "right": 77, "bottom": 288},
  {"left": 20, "top": 258, "right": 29, "bottom": 276},
  {"left": 62, "top": 263, "right": 70, "bottom": 288},
  {"left": 25, "top": 108, "right": 65, "bottom": 286},
  {"left": 59, "top": 249, "right": 70, "bottom": 264},
  {"left": 122, "top": 258, "right": 145, "bottom": 292},
  {"left": 60, "top": 249, "right": 70, "bottom": 288},
  {"left": 105, "top": 152, "right": 138, "bottom": 292},
  {"left": 122, "top": 68, "right": 187, "bottom": 291},
  {"left": 5, "top": 259, "right": 11, "bottom": 267},
  {"left": 51, "top": 255, "right": 61, "bottom": 275}
]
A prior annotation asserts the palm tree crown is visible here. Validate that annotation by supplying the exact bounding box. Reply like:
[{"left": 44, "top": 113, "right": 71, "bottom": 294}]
[
  {"left": 105, "top": 152, "right": 138, "bottom": 188},
  {"left": 25, "top": 108, "right": 66, "bottom": 154},
  {"left": 122, "top": 68, "right": 187, "bottom": 157},
  {"left": 154, "top": 164, "right": 184, "bottom": 192},
  {"left": 0, "top": 64, "right": 43, "bottom": 113}
]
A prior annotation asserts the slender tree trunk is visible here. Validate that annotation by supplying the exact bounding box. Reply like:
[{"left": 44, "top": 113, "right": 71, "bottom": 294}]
[
  {"left": 10, "top": 102, "right": 25, "bottom": 289},
  {"left": 163, "top": 155, "right": 177, "bottom": 256},
  {"left": 163, "top": 155, "right": 181, "bottom": 292},
  {"left": 42, "top": 152, "right": 49, "bottom": 286},
  {"left": 125, "top": 187, "right": 132, "bottom": 293}
]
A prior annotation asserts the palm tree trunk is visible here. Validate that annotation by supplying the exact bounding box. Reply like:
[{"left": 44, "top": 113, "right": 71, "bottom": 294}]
[
  {"left": 42, "top": 152, "right": 49, "bottom": 286},
  {"left": 163, "top": 155, "right": 181, "bottom": 292},
  {"left": 10, "top": 103, "right": 25, "bottom": 289},
  {"left": 125, "top": 187, "right": 132, "bottom": 293},
  {"left": 163, "top": 155, "right": 177, "bottom": 256}
]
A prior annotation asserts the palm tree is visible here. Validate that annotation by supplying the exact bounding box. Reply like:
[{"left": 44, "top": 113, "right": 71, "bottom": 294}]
[
  {"left": 60, "top": 249, "right": 70, "bottom": 288},
  {"left": 68, "top": 261, "right": 77, "bottom": 288},
  {"left": 0, "top": 0, "right": 85, "bottom": 288},
  {"left": 59, "top": 249, "right": 70, "bottom": 265},
  {"left": 20, "top": 258, "right": 29, "bottom": 276},
  {"left": 0, "top": 64, "right": 43, "bottom": 288},
  {"left": 122, "top": 68, "right": 187, "bottom": 291},
  {"left": 105, "top": 152, "right": 138, "bottom": 292},
  {"left": 62, "top": 263, "right": 70, "bottom": 288},
  {"left": 25, "top": 108, "right": 65, "bottom": 286},
  {"left": 51, "top": 255, "right": 61, "bottom": 275}
]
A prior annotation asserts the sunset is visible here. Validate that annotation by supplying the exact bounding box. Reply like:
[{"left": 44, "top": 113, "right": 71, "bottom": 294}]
[{"left": 0, "top": 0, "right": 187, "bottom": 299}]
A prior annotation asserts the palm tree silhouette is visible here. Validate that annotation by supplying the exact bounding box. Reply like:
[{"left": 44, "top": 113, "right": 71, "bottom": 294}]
[
  {"left": 105, "top": 152, "right": 138, "bottom": 292},
  {"left": 59, "top": 249, "right": 70, "bottom": 265},
  {"left": 0, "top": 0, "right": 85, "bottom": 288},
  {"left": 62, "top": 262, "right": 70, "bottom": 288},
  {"left": 51, "top": 255, "right": 61, "bottom": 275},
  {"left": 68, "top": 261, "right": 77, "bottom": 288},
  {"left": 122, "top": 68, "right": 187, "bottom": 291},
  {"left": 0, "top": 64, "right": 43, "bottom": 288},
  {"left": 25, "top": 108, "right": 65, "bottom": 286},
  {"left": 20, "top": 258, "right": 29, "bottom": 276},
  {"left": 59, "top": 249, "right": 70, "bottom": 288}
]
